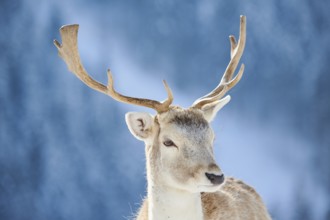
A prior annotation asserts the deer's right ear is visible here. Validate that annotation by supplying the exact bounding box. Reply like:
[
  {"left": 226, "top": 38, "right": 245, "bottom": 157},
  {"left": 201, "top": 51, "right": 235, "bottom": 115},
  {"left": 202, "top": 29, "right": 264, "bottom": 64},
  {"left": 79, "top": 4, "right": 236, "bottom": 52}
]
[{"left": 125, "top": 112, "right": 154, "bottom": 141}]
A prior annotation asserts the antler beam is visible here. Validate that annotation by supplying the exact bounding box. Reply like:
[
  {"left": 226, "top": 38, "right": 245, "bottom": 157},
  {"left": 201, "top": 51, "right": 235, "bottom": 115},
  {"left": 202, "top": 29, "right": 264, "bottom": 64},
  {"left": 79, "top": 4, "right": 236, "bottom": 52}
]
[
  {"left": 192, "top": 15, "right": 246, "bottom": 109},
  {"left": 54, "top": 24, "right": 173, "bottom": 113}
]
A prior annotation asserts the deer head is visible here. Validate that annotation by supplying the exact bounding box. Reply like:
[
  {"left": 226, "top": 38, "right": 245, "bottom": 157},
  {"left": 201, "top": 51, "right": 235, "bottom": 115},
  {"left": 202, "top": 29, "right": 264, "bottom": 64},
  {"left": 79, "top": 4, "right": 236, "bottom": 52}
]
[{"left": 54, "top": 16, "right": 246, "bottom": 193}]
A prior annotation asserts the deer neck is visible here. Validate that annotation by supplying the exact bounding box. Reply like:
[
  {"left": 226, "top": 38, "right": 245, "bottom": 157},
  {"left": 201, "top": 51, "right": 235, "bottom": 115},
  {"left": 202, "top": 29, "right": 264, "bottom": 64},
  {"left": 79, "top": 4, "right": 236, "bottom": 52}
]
[
  {"left": 147, "top": 183, "right": 203, "bottom": 220},
  {"left": 145, "top": 144, "right": 204, "bottom": 220}
]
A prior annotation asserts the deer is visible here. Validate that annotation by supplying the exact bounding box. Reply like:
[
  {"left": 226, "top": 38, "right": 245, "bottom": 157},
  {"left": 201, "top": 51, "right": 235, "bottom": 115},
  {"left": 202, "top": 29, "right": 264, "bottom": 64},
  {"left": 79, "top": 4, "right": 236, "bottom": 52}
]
[{"left": 54, "top": 15, "right": 271, "bottom": 220}]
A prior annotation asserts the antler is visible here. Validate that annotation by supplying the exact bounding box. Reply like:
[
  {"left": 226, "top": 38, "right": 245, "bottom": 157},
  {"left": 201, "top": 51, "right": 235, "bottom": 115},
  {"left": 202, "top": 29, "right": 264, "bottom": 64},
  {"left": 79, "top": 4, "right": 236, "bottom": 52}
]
[
  {"left": 192, "top": 15, "right": 246, "bottom": 109},
  {"left": 54, "top": 24, "right": 173, "bottom": 113}
]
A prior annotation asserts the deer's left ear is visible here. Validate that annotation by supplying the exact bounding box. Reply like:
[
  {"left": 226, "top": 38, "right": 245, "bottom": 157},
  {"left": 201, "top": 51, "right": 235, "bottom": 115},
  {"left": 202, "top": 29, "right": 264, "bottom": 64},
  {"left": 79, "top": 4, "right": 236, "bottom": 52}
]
[
  {"left": 201, "top": 95, "right": 231, "bottom": 122},
  {"left": 125, "top": 112, "right": 155, "bottom": 141}
]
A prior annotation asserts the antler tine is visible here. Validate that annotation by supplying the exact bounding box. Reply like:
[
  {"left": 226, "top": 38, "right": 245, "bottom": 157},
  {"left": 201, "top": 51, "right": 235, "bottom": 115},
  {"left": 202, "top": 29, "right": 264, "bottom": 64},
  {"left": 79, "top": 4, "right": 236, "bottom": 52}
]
[
  {"left": 54, "top": 24, "right": 109, "bottom": 95},
  {"left": 54, "top": 24, "right": 173, "bottom": 114},
  {"left": 192, "top": 15, "right": 246, "bottom": 109},
  {"left": 106, "top": 69, "right": 174, "bottom": 113},
  {"left": 229, "top": 35, "right": 237, "bottom": 59}
]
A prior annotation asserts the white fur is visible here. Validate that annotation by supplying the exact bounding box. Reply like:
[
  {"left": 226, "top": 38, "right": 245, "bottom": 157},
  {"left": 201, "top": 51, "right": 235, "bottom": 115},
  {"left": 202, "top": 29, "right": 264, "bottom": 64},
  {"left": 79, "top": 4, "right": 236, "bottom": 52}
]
[
  {"left": 125, "top": 112, "right": 154, "bottom": 140},
  {"left": 149, "top": 184, "right": 203, "bottom": 220},
  {"left": 201, "top": 95, "right": 231, "bottom": 122},
  {"left": 126, "top": 109, "right": 271, "bottom": 220},
  {"left": 127, "top": 110, "right": 222, "bottom": 220}
]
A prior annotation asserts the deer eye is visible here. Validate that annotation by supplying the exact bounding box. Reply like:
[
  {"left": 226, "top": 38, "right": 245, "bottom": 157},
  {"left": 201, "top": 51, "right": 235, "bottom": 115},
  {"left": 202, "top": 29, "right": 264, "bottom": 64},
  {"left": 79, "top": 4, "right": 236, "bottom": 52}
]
[{"left": 163, "top": 139, "right": 176, "bottom": 147}]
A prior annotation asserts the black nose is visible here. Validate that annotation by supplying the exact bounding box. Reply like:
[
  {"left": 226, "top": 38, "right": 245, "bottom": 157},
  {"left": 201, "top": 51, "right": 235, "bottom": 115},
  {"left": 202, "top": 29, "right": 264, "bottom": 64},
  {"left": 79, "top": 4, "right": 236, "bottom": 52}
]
[{"left": 205, "top": 173, "right": 225, "bottom": 185}]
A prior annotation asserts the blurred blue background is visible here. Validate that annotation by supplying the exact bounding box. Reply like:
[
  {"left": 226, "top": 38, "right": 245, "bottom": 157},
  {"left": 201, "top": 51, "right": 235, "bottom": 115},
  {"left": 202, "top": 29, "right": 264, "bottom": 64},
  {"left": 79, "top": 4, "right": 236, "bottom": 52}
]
[{"left": 1, "top": 0, "right": 329, "bottom": 219}]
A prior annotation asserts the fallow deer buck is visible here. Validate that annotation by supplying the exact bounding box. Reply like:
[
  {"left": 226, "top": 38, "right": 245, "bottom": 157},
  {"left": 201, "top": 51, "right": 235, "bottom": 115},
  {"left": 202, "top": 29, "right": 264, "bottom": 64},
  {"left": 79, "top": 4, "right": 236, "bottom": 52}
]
[{"left": 54, "top": 15, "right": 271, "bottom": 220}]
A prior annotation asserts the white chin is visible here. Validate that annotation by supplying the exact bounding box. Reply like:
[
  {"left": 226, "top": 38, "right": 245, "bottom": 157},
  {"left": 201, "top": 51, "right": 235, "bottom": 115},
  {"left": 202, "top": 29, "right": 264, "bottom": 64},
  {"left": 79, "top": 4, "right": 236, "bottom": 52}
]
[{"left": 197, "top": 184, "right": 221, "bottom": 193}]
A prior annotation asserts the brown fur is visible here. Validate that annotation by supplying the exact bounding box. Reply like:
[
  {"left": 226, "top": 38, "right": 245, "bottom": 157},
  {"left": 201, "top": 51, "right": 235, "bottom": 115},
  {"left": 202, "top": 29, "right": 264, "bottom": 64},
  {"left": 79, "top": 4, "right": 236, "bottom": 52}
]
[{"left": 135, "top": 177, "right": 271, "bottom": 220}]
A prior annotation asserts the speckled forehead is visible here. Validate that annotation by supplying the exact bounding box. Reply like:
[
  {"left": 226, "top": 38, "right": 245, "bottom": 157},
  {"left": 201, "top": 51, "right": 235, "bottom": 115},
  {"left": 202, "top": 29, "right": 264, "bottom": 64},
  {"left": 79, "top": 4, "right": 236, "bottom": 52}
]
[{"left": 158, "top": 107, "right": 210, "bottom": 131}]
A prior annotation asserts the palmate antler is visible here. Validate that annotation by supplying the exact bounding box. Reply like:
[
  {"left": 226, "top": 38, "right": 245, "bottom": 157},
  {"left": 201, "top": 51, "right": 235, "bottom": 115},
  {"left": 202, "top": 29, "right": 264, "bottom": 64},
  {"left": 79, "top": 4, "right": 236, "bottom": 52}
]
[
  {"left": 54, "top": 24, "right": 173, "bottom": 113},
  {"left": 54, "top": 16, "right": 246, "bottom": 114},
  {"left": 192, "top": 15, "right": 246, "bottom": 109}
]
